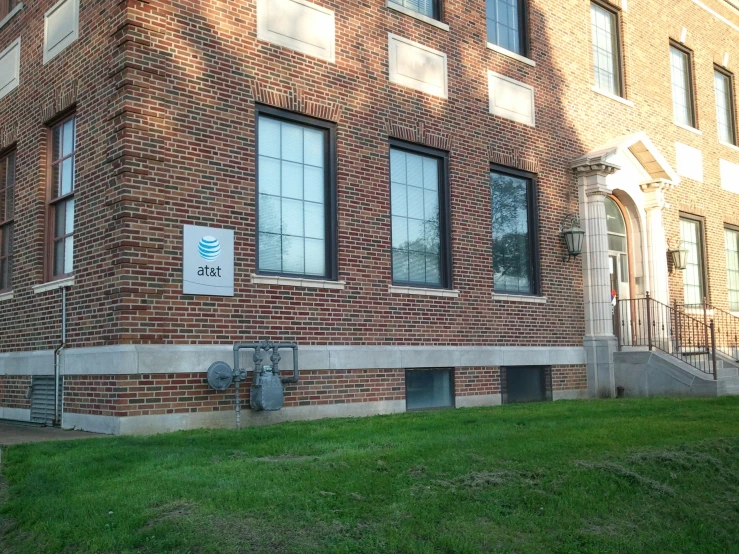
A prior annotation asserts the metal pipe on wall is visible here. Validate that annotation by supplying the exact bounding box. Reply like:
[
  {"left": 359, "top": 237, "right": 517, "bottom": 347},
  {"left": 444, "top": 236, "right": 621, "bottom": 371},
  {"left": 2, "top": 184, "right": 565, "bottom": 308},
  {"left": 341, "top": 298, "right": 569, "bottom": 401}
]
[{"left": 53, "top": 286, "right": 68, "bottom": 427}]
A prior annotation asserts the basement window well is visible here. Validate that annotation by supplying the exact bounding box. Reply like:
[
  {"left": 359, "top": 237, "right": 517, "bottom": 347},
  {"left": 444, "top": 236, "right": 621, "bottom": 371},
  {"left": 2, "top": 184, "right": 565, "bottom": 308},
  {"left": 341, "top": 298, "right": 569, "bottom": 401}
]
[
  {"left": 501, "top": 366, "right": 552, "bottom": 404},
  {"left": 405, "top": 368, "right": 454, "bottom": 410}
]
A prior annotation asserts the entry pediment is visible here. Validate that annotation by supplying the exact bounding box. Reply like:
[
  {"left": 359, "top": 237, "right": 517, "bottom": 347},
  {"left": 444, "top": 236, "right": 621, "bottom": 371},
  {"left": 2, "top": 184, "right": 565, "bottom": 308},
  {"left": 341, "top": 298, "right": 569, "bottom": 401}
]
[{"left": 571, "top": 132, "right": 680, "bottom": 185}]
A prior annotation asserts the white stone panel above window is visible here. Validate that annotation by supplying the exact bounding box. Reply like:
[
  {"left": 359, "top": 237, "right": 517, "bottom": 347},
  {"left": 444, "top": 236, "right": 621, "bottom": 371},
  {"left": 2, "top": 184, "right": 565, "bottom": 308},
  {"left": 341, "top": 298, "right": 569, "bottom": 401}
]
[
  {"left": 257, "top": 0, "right": 335, "bottom": 63},
  {"left": 721, "top": 159, "right": 739, "bottom": 194},
  {"left": 44, "top": 0, "right": 79, "bottom": 64},
  {"left": 0, "top": 37, "right": 20, "bottom": 100},
  {"left": 388, "top": 34, "right": 448, "bottom": 99},
  {"left": 675, "top": 142, "right": 703, "bottom": 182},
  {"left": 488, "top": 71, "right": 535, "bottom": 127}
]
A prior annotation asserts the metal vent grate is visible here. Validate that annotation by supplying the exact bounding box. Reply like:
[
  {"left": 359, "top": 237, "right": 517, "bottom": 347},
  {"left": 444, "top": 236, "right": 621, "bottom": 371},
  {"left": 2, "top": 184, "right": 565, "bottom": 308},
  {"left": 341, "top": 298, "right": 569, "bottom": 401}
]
[{"left": 30, "top": 376, "right": 62, "bottom": 426}]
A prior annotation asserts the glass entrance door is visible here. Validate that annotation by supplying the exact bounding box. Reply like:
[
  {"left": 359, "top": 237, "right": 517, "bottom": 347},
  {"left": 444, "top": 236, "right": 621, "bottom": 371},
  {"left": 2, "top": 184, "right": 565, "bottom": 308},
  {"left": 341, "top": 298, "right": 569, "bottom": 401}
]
[{"left": 606, "top": 197, "right": 631, "bottom": 341}]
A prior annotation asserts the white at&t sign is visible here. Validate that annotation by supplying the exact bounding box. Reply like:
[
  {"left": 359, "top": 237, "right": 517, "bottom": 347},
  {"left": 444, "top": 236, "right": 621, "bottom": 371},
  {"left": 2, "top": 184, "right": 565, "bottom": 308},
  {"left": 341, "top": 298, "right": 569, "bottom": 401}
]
[{"left": 182, "top": 225, "right": 235, "bottom": 296}]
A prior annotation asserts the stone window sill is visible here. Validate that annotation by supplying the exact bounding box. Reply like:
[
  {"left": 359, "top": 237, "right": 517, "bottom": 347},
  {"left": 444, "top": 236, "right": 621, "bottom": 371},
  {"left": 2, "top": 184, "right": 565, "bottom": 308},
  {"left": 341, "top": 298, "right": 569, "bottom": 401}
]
[
  {"left": 591, "top": 86, "right": 634, "bottom": 107},
  {"left": 720, "top": 141, "right": 739, "bottom": 152},
  {"left": 0, "top": 2, "right": 23, "bottom": 30},
  {"left": 389, "top": 285, "right": 460, "bottom": 298},
  {"left": 675, "top": 122, "right": 702, "bottom": 135},
  {"left": 0, "top": 290, "right": 13, "bottom": 302},
  {"left": 32, "top": 276, "right": 75, "bottom": 294},
  {"left": 492, "top": 292, "right": 547, "bottom": 303},
  {"left": 486, "top": 42, "right": 536, "bottom": 67},
  {"left": 386, "top": 1, "right": 449, "bottom": 31},
  {"left": 251, "top": 274, "right": 346, "bottom": 290}
]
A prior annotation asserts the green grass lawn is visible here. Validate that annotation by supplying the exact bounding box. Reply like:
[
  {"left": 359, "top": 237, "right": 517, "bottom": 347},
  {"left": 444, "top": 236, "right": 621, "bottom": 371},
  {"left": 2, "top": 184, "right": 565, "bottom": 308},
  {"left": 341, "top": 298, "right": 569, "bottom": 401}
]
[{"left": 3, "top": 397, "right": 739, "bottom": 553}]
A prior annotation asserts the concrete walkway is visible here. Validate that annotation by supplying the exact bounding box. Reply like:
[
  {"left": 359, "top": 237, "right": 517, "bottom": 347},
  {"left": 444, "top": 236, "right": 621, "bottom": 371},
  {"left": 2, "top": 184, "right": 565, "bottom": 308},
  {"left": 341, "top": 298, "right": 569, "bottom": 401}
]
[{"left": 0, "top": 421, "right": 104, "bottom": 447}]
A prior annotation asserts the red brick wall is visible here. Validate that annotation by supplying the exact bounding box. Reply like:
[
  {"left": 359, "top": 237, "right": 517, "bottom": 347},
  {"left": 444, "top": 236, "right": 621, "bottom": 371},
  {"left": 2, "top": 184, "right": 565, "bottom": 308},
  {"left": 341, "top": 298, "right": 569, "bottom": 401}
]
[
  {"left": 0, "top": 376, "right": 31, "bottom": 410},
  {"left": 62, "top": 365, "right": 584, "bottom": 418},
  {"left": 282, "top": 369, "right": 405, "bottom": 407},
  {"left": 0, "top": 0, "right": 587, "bottom": 351},
  {"left": 2, "top": 0, "right": 737, "bottom": 355},
  {"left": 63, "top": 374, "right": 235, "bottom": 418},
  {"left": 455, "top": 366, "right": 501, "bottom": 397},
  {"left": 551, "top": 364, "right": 587, "bottom": 392}
]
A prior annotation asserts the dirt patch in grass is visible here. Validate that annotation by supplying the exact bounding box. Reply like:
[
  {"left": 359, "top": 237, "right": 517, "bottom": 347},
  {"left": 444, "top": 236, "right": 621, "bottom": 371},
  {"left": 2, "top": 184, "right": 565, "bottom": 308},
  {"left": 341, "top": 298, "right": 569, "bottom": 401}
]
[
  {"left": 430, "top": 470, "right": 518, "bottom": 491},
  {"left": 141, "top": 501, "right": 196, "bottom": 530},
  {"left": 253, "top": 455, "right": 317, "bottom": 462},
  {"left": 575, "top": 461, "right": 674, "bottom": 495},
  {"left": 139, "top": 502, "right": 354, "bottom": 554}
]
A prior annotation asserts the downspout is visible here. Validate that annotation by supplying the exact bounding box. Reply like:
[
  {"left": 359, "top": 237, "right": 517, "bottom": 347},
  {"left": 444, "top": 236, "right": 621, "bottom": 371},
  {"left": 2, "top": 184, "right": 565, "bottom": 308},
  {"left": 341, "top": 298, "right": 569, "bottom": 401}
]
[{"left": 53, "top": 286, "right": 68, "bottom": 427}]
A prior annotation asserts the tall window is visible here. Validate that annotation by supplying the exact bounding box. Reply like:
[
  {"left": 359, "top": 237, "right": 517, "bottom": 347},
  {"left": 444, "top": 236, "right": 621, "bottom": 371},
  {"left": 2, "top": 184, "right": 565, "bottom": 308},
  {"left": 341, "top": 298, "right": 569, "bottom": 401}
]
[
  {"left": 486, "top": 0, "right": 527, "bottom": 56},
  {"left": 0, "top": 150, "right": 15, "bottom": 292},
  {"left": 670, "top": 43, "right": 697, "bottom": 128},
  {"left": 491, "top": 167, "right": 538, "bottom": 295},
  {"left": 680, "top": 215, "right": 707, "bottom": 305},
  {"left": 591, "top": 2, "right": 623, "bottom": 97},
  {"left": 726, "top": 227, "right": 739, "bottom": 312},
  {"left": 390, "top": 144, "right": 449, "bottom": 288},
  {"left": 256, "top": 109, "right": 336, "bottom": 279},
  {"left": 388, "top": 0, "right": 439, "bottom": 19},
  {"left": 715, "top": 68, "right": 737, "bottom": 145},
  {"left": 48, "top": 116, "right": 76, "bottom": 279},
  {"left": 1, "top": 0, "right": 20, "bottom": 18}
]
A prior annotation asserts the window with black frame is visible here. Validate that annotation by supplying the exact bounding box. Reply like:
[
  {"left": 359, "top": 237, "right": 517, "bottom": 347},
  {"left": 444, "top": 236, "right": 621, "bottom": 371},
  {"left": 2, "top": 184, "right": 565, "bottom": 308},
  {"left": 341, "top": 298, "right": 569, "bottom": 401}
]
[
  {"left": 0, "top": 150, "right": 15, "bottom": 292},
  {"left": 486, "top": 0, "right": 528, "bottom": 56},
  {"left": 390, "top": 144, "right": 450, "bottom": 288},
  {"left": 405, "top": 369, "right": 454, "bottom": 410},
  {"left": 388, "top": 0, "right": 440, "bottom": 20},
  {"left": 680, "top": 215, "right": 707, "bottom": 305},
  {"left": 670, "top": 42, "right": 697, "bottom": 128},
  {"left": 48, "top": 115, "right": 76, "bottom": 280},
  {"left": 725, "top": 227, "right": 739, "bottom": 312},
  {"left": 501, "top": 366, "right": 552, "bottom": 404},
  {"left": 256, "top": 109, "right": 336, "bottom": 279},
  {"left": 591, "top": 1, "right": 623, "bottom": 97},
  {"left": 715, "top": 68, "right": 737, "bottom": 146},
  {"left": 491, "top": 167, "right": 538, "bottom": 295}
]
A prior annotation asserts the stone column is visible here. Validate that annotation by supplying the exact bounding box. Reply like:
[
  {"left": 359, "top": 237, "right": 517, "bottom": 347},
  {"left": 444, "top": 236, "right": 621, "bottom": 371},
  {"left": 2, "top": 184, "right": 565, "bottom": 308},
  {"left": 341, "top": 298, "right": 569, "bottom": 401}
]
[
  {"left": 572, "top": 156, "right": 620, "bottom": 398},
  {"left": 640, "top": 179, "right": 674, "bottom": 351},
  {"left": 640, "top": 179, "right": 672, "bottom": 307}
]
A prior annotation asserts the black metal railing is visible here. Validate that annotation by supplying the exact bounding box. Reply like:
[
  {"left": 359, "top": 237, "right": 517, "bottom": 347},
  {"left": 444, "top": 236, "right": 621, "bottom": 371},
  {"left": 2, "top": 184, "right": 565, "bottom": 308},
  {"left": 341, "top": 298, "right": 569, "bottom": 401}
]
[
  {"left": 615, "top": 293, "right": 717, "bottom": 379},
  {"left": 676, "top": 298, "right": 739, "bottom": 362}
]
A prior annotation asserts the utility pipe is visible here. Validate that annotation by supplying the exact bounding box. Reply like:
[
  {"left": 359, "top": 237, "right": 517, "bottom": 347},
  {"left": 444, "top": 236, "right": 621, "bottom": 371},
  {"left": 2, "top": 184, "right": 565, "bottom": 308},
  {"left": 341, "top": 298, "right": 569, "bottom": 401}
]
[
  {"left": 231, "top": 342, "right": 300, "bottom": 429},
  {"left": 53, "top": 286, "right": 68, "bottom": 427}
]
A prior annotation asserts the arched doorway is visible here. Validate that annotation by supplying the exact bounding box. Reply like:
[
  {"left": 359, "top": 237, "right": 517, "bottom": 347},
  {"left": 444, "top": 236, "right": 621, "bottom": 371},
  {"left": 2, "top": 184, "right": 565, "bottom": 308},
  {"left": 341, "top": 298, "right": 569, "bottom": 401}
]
[{"left": 606, "top": 196, "right": 630, "bottom": 304}]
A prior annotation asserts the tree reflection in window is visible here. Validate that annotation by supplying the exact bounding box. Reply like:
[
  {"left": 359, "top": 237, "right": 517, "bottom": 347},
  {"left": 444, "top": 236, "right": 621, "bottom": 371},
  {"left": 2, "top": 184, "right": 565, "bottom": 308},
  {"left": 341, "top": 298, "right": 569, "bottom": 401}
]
[{"left": 491, "top": 170, "right": 534, "bottom": 294}]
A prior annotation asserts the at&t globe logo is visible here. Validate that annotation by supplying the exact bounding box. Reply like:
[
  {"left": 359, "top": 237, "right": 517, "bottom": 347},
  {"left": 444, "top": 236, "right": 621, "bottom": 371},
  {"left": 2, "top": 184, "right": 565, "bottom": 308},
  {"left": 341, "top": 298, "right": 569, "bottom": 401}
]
[
  {"left": 198, "top": 236, "right": 221, "bottom": 261},
  {"left": 196, "top": 235, "right": 223, "bottom": 278}
]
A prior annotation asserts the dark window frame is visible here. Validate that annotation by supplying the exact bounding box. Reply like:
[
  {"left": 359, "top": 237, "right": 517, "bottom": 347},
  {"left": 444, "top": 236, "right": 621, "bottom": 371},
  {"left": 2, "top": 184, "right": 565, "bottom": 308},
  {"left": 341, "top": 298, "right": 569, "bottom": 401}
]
[
  {"left": 590, "top": 0, "right": 625, "bottom": 98},
  {"left": 501, "top": 366, "right": 552, "bottom": 404},
  {"left": 404, "top": 368, "right": 456, "bottom": 411},
  {"left": 388, "top": 0, "right": 442, "bottom": 21},
  {"left": 490, "top": 163, "right": 541, "bottom": 296},
  {"left": 0, "top": 0, "right": 20, "bottom": 19},
  {"left": 388, "top": 139, "right": 452, "bottom": 290},
  {"left": 486, "top": 0, "right": 531, "bottom": 58},
  {"left": 0, "top": 147, "right": 15, "bottom": 293},
  {"left": 46, "top": 113, "right": 77, "bottom": 282},
  {"left": 725, "top": 223, "right": 739, "bottom": 312},
  {"left": 254, "top": 104, "right": 339, "bottom": 281},
  {"left": 670, "top": 40, "right": 698, "bottom": 129},
  {"left": 715, "top": 66, "right": 738, "bottom": 146},
  {"left": 679, "top": 212, "right": 709, "bottom": 304}
]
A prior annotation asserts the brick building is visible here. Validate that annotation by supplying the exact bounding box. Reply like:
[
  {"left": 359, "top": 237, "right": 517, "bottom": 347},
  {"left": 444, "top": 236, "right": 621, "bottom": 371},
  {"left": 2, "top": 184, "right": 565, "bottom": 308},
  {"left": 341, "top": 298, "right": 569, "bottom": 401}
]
[{"left": 0, "top": 0, "right": 738, "bottom": 434}]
